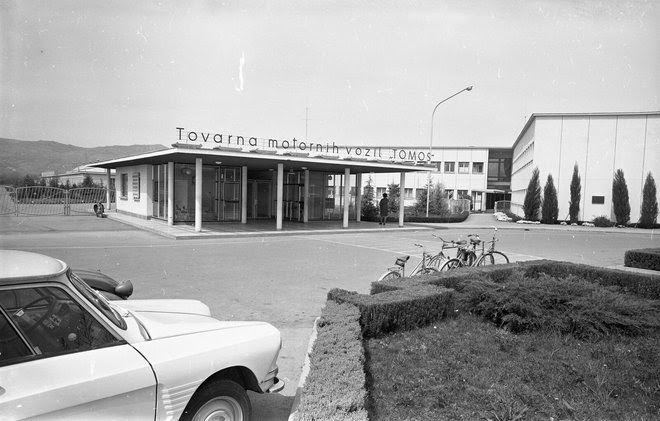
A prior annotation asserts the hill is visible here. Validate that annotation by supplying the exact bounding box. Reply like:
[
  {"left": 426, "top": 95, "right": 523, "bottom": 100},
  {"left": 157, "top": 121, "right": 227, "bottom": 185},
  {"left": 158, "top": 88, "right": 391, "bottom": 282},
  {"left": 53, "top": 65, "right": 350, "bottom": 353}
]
[{"left": 0, "top": 138, "right": 166, "bottom": 183}]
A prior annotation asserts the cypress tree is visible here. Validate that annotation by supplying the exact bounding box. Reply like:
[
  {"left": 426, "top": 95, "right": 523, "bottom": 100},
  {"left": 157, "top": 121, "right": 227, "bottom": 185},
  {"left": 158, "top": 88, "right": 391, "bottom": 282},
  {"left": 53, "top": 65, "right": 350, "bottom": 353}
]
[
  {"left": 523, "top": 167, "right": 542, "bottom": 221},
  {"left": 569, "top": 163, "right": 581, "bottom": 223},
  {"left": 388, "top": 182, "right": 400, "bottom": 214},
  {"left": 361, "top": 177, "right": 378, "bottom": 219},
  {"left": 639, "top": 172, "right": 658, "bottom": 228},
  {"left": 612, "top": 169, "right": 630, "bottom": 225},
  {"left": 541, "top": 174, "right": 559, "bottom": 224}
]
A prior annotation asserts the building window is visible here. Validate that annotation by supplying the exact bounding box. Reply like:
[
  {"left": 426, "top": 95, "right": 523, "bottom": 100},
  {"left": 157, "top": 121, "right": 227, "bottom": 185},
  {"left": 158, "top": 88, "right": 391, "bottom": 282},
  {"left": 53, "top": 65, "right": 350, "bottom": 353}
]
[
  {"left": 404, "top": 188, "right": 414, "bottom": 200},
  {"left": 457, "top": 189, "right": 469, "bottom": 199},
  {"left": 445, "top": 189, "right": 454, "bottom": 199},
  {"left": 444, "top": 162, "right": 455, "bottom": 173},
  {"left": 132, "top": 172, "right": 140, "bottom": 201},
  {"left": 458, "top": 162, "right": 469, "bottom": 174},
  {"left": 436, "top": 162, "right": 443, "bottom": 171},
  {"left": 376, "top": 187, "right": 386, "bottom": 198},
  {"left": 488, "top": 157, "right": 512, "bottom": 182},
  {"left": 592, "top": 196, "right": 605, "bottom": 204},
  {"left": 473, "top": 162, "right": 484, "bottom": 174},
  {"left": 120, "top": 173, "right": 128, "bottom": 199}
]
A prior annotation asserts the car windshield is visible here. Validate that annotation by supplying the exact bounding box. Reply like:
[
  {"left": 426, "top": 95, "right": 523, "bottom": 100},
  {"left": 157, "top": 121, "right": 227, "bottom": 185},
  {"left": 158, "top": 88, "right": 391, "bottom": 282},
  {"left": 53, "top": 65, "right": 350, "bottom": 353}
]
[{"left": 68, "top": 270, "right": 127, "bottom": 330}]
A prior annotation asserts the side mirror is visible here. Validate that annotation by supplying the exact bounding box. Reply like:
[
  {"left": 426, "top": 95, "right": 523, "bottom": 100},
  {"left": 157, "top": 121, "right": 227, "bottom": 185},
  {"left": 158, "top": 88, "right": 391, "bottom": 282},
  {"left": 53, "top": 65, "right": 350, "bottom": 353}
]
[{"left": 114, "top": 281, "right": 134, "bottom": 299}]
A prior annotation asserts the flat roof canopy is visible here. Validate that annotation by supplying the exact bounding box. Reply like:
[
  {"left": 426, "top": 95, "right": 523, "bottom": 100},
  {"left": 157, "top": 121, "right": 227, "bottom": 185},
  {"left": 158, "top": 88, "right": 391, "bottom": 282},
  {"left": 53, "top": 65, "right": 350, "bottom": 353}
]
[{"left": 89, "top": 145, "right": 434, "bottom": 174}]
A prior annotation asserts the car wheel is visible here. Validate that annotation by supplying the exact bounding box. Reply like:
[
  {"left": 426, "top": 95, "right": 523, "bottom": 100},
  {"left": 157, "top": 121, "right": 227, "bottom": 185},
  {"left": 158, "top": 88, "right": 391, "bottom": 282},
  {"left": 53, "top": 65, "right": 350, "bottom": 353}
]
[{"left": 181, "top": 379, "right": 252, "bottom": 421}]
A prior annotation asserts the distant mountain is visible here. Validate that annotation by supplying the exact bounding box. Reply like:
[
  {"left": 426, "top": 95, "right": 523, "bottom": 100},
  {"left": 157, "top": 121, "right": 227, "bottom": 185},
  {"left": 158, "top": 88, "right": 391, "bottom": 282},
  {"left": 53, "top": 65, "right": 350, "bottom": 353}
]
[{"left": 0, "top": 138, "right": 166, "bottom": 181}]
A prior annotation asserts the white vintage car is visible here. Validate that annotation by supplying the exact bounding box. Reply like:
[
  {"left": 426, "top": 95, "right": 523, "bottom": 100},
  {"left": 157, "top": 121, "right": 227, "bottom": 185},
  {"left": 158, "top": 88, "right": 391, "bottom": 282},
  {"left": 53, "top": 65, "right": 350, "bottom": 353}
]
[{"left": 0, "top": 250, "right": 284, "bottom": 420}]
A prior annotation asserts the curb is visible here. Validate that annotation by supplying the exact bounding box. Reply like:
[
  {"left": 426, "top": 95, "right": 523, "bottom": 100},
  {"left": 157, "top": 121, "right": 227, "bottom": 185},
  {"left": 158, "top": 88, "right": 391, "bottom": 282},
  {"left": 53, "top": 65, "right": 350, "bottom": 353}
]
[{"left": 287, "top": 317, "right": 320, "bottom": 421}]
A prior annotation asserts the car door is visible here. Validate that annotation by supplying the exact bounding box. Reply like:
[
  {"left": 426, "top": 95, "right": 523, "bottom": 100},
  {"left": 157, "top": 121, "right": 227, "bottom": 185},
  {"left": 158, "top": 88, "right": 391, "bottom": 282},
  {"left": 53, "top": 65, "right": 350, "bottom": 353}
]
[{"left": 0, "top": 284, "right": 156, "bottom": 420}]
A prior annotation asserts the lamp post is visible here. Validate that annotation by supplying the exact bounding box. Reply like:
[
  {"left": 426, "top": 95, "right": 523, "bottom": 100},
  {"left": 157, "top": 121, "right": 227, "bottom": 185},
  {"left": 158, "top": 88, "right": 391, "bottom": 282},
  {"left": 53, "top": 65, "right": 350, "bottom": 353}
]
[{"left": 426, "top": 85, "right": 473, "bottom": 217}]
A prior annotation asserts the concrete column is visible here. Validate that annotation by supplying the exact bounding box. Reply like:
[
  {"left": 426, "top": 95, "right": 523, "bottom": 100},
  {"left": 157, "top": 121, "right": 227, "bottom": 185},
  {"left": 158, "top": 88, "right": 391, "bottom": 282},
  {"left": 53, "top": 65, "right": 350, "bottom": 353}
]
[
  {"left": 276, "top": 163, "right": 283, "bottom": 230},
  {"left": 303, "top": 169, "right": 309, "bottom": 223},
  {"left": 195, "top": 158, "right": 202, "bottom": 232},
  {"left": 355, "top": 173, "right": 362, "bottom": 222},
  {"left": 399, "top": 172, "right": 406, "bottom": 227},
  {"left": 241, "top": 165, "right": 248, "bottom": 224},
  {"left": 167, "top": 162, "right": 174, "bottom": 226},
  {"left": 106, "top": 168, "right": 112, "bottom": 210},
  {"left": 343, "top": 167, "right": 350, "bottom": 228}
]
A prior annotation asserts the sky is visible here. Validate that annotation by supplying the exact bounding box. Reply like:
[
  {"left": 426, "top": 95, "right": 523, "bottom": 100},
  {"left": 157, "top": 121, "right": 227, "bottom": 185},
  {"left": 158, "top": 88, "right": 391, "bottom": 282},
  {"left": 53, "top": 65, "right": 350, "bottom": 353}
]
[{"left": 1, "top": 0, "right": 659, "bottom": 150}]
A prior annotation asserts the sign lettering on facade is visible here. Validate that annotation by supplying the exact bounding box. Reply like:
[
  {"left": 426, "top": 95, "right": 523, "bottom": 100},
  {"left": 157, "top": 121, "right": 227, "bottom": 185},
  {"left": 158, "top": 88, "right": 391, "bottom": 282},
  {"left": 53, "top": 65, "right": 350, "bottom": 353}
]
[{"left": 175, "top": 127, "right": 432, "bottom": 163}]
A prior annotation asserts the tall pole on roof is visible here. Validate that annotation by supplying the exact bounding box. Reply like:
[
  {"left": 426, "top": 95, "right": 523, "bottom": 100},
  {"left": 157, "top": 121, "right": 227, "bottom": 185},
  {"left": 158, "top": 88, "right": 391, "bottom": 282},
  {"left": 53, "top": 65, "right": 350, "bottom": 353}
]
[{"left": 426, "top": 85, "right": 473, "bottom": 217}]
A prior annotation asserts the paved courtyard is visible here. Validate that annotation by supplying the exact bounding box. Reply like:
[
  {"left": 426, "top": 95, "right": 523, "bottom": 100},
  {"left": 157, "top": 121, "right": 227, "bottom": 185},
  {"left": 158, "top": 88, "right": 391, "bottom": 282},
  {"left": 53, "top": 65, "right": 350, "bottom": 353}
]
[{"left": 1, "top": 214, "right": 658, "bottom": 419}]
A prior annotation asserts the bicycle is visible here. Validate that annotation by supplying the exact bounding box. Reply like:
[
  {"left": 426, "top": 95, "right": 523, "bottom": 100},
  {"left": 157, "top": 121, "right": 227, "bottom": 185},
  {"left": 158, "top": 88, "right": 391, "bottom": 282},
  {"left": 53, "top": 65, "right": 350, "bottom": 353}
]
[
  {"left": 440, "top": 228, "right": 509, "bottom": 270},
  {"left": 377, "top": 242, "right": 445, "bottom": 282}
]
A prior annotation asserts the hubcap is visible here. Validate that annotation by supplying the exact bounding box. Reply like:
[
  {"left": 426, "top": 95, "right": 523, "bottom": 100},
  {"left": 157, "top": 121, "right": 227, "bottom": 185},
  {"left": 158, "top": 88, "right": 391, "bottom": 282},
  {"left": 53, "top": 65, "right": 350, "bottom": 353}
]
[{"left": 193, "top": 397, "right": 243, "bottom": 421}]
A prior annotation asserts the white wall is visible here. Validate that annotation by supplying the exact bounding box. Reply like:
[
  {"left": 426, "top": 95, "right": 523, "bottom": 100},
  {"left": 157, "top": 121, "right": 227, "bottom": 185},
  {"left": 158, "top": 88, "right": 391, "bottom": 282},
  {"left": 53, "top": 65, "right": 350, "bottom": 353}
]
[
  {"left": 116, "top": 165, "right": 152, "bottom": 218},
  {"left": 361, "top": 147, "right": 490, "bottom": 207},
  {"left": 512, "top": 114, "right": 660, "bottom": 222}
]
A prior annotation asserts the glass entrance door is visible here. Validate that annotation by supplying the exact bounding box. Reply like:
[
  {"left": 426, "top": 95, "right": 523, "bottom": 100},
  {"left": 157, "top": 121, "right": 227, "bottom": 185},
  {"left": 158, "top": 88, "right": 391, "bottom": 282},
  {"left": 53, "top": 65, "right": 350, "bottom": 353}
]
[{"left": 247, "top": 180, "right": 271, "bottom": 218}]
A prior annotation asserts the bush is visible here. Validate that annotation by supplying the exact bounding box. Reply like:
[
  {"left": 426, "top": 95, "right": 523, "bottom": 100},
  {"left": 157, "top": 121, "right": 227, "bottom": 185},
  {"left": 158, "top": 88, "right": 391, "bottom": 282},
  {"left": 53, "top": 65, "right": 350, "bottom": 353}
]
[
  {"left": 592, "top": 215, "right": 614, "bottom": 227},
  {"left": 639, "top": 172, "right": 658, "bottom": 228},
  {"left": 404, "top": 210, "right": 469, "bottom": 223},
  {"left": 541, "top": 173, "right": 559, "bottom": 224},
  {"left": 569, "top": 163, "right": 582, "bottom": 224},
  {"left": 453, "top": 271, "right": 660, "bottom": 340},
  {"left": 612, "top": 169, "right": 631, "bottom": 225},
  {"left": 295, "top": 301, "right": 368, "bottom": 421},
  {"left": 328, "top": 286, "right": 456, "bottom": 338},
  {"left": 523, "top": 167, "right": 542, "bottom": 221},
  {"left": 625, "top": 248, "right": 660, "bottom": 272}
]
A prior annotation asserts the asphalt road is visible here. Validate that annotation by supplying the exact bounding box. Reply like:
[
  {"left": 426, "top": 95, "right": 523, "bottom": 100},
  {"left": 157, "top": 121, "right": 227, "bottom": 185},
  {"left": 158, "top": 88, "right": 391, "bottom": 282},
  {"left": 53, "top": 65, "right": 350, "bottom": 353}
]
[{"left": 1, "top": 215, "right": 658, "bottom": 420}]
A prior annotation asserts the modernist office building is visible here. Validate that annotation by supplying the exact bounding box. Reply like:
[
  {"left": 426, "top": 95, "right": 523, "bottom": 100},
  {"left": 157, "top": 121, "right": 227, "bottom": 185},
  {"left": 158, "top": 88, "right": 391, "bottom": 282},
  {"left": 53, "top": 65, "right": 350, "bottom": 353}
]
[
  {"left": 510, "top": 112, "right": 659, "bottom": 222},
  {"left": 363, "top": 147, "right": 512, "bottom": 212}
]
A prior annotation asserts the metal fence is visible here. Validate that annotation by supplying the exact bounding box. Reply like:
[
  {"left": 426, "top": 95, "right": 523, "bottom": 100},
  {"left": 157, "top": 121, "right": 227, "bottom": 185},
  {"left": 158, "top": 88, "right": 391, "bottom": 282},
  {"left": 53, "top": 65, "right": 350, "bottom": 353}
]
[{"left": 0, "top": 186, "right": 115, "bottom": 216}]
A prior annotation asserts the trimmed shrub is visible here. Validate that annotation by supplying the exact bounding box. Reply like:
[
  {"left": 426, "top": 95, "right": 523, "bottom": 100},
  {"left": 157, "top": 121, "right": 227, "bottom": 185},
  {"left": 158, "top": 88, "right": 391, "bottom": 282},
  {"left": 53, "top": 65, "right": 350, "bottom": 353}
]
[
  {"left": 625, "top": 248, "right": 660, "bottom": 272},
  {"left": 541, "top": 173, "right": 559, "bottom": 224},
  {"left": 592, "top": 215, "right": 614, "bottom": 227},
  {"left": 404, "top": 210, "right": 469, "bottom": 223},
  {"left": 612, "top": 169, "right": 631, "bottom": 225},
  {"left": 569, "top": 163, "right": 581, "bottom": 224},
  {"left": 639, "top": 172, "right": 658, "bottom": 228},
  {"left": 328, "top": 286, "right": 456, "bottom": 338},
  {"left": 296, "top": 301, "right": 368, "bottom": 421},
  {"left": 523, "top": 167, "right": 542, "bottom": 221}
]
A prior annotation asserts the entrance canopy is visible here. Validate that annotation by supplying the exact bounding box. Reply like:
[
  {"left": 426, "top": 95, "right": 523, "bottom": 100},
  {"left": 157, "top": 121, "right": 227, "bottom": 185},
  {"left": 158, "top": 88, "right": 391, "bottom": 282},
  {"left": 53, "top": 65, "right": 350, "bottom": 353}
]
[
  {"left": 90, "top": 144, "right": 432, "bottom": 232},
  {"left": 90, "top": 144, "right": 433, "bottom": 174}
]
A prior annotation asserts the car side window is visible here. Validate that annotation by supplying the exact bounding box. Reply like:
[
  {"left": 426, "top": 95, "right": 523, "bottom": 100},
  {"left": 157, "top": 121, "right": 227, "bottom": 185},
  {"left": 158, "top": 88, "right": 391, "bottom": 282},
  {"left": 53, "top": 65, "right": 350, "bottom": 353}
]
[
  {"left": 0, "top": 310, "right": 32, "bottom": 364},
  {"left": 2, "top": 286, "right": 122, "bottom": 358}
]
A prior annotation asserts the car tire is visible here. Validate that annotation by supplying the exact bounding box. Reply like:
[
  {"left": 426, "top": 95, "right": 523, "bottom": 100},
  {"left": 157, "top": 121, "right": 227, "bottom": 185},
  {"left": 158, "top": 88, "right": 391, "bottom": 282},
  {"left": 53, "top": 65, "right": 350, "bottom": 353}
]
[{"left": 181, "top": 379, "right": 252, "bottom": 421}]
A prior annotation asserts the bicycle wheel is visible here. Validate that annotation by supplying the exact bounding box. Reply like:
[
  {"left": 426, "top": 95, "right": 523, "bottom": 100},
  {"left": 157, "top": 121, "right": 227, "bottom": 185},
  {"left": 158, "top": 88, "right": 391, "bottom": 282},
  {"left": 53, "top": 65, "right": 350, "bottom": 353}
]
[
  {"left": 377, "top": 270, "right": 402, "bottom": 282},
  {"left": 440, "top": 258, "right": 464, "bottom": 271},
  {"left": 475, "top": 251, "right": 509, "bottom": 266},
  {"left": 427, "top": 255, "right": 447, "bottom": 271}
]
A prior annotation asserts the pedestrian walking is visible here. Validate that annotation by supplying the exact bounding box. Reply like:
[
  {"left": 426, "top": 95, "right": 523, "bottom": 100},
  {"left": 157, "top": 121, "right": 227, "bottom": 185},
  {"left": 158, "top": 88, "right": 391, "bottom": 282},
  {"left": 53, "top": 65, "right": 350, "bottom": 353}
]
[{"left": 379, "top": 193, "right": 389, "bottom": 225}]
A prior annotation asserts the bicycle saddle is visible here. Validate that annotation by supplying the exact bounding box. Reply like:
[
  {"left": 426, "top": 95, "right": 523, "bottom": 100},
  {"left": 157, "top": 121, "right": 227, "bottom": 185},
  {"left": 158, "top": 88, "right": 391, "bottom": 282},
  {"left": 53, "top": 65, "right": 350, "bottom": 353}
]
[
  {"left": 469, "top": 236, "right": 481, "bottom": 245},
  {"left": 455, "top": 240, "right": 467, "bottom": 246}
]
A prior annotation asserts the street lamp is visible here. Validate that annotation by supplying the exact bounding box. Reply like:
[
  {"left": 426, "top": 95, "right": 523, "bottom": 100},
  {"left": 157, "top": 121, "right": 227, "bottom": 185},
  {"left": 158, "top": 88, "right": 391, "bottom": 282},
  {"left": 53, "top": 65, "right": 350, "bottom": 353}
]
[{"left": 426, "top": 85, "right": 473, "bottom": 217}]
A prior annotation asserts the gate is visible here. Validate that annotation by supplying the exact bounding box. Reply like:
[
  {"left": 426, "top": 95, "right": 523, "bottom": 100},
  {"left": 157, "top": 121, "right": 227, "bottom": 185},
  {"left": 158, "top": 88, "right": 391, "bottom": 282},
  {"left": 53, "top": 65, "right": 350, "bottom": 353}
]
[{"left": 0, "top": 186, "right": 115, "bottom": 216}]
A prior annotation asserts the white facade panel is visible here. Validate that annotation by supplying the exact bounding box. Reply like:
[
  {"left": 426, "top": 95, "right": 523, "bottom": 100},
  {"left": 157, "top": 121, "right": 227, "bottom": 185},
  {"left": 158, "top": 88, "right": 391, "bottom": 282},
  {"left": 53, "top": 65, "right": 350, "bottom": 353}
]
[
  {"left": 582, "top": 116, "right": 617, "bottom": 221},
  {"left": 510, "top": 113, "right": 660, "bottom": 223},
  {"left": 116, "top": 165, "right": 152, "bottom": 218}
]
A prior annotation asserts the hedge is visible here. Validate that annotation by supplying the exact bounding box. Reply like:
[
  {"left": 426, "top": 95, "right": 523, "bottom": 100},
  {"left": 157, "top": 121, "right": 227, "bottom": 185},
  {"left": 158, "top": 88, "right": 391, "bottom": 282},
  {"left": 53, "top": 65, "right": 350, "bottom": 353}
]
[
  {"left": 625, "top": 248, "right": 660, "bottom": 272},
  {"left": 294, "top": 301, "right": 368, "bottom": 421},
  {"left": 328, "top": 285, "right": 455, "bottom": 338},
  {"left": 361, "top": 210, "right": 470, "bottom": 223},
  {"left": 295, "top": 260, "right": 660, "bottom": 420}
]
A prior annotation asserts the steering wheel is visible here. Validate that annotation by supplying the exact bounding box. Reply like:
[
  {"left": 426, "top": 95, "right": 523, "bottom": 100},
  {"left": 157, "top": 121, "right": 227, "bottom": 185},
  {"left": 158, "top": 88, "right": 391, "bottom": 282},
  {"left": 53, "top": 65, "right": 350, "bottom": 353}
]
[{"left": 16, "top": 296, "right": 58, "bottom": 334}]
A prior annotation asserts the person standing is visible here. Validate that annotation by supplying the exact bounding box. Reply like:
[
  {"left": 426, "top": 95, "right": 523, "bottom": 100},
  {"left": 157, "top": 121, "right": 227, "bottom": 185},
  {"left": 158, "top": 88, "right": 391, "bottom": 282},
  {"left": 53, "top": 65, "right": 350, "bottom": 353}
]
[{"left": 379, "top": 193, "right": 389, "bottom": 225}]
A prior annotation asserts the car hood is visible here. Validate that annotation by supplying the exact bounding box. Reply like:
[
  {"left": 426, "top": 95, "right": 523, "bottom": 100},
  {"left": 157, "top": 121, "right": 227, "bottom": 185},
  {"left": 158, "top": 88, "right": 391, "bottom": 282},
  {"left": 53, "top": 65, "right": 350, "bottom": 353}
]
[{"left": 114, "top": 299, "right": 268, "bottom": 340}]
